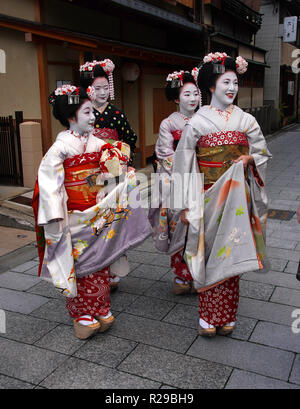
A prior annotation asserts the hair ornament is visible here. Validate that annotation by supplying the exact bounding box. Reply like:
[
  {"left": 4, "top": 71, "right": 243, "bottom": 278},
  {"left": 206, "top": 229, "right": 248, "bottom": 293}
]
[
  {"left": 235, "top": 56, "right": 248, "bottom": 74},
  {"left": 80, "top": 59, "right": 115, "bottom": 100},
  {"left": 86, "top": 85, "right": 96, "bottom": 101},
  {"left": 166, "top": 70, "right": 185, "bottom": 88},
  {"left": 49, "top": 84, "right": 80, "bottom": 105},
  {"left": 191, "top": 66, "right": 202, "bottom": 107}
]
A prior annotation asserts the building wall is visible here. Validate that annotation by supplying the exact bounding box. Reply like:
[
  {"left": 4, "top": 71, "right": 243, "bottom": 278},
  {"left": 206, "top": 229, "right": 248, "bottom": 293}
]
[
  {"left": 0, "top": 0, "right": 36, "bottom": 21},
  {"left": 255, "top": 0, "right": 281, "bottom": 110},
  {"left": 0, "top": 27, "right": 41, "bottom": 119}
]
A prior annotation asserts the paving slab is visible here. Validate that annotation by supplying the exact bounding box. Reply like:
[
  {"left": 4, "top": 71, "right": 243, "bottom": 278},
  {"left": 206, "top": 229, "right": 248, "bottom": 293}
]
[
  {"left": 250, "top": 321, "right": 300, "bottom": 353},
  {"left": 284, "top": 261, "right": 299, "bottom": 274},
  {"left": 144, "top": 281, "right": 198, "bottom": 306},
  {"left": 238, "top": 297, "right": 297, "bottom": 326},
  {"left": 239, "top": 279, "right": 274, "bottom": 301},
  {"left": 290, "top": 355, "right": 300, "bottom": 385},
  {"left": 270, "top": 287, "right": 300, "bottom": 307},
  {"left": 225, "top": 369, "right": 300, "bottom": 389},
  {"left": 110, "top": 291, "right": 140, "bottom": 312},
  {"left": 187, "top": 335, "right": 294, "bottom": 381},
  {"left": 74, "top": 334, "right": 137, "bottom": 368},
  {"left": 30, "top": 299, "right": 73, "bottom": 325},
  {"left": 0, "top": 311, "right": 57, "bottom": 344},
  {"left": 109, "top": 313, "right": 197, "bottom": 354},
  {"left": 0, "top": 271, "right": 40, "bottom": 291},
  {"left": 26, "top": 280, "right": 65, "bottom": 300},
  {"left": 0, "top": 337, "right": 67, "bottom": 385},
  {"left": 242, "top": 270, "right": 300, "bottom": 290},
  {"left": 40, "top": 356, "right": 161, "bottom": 389},
  {"left": 0, "top": 288, "right": 49, "bottom": 314},
  {"left": 10, "top": 260, "right": 39, "bottom": 273},
  {"left": 117, "top": 276, "right": 156, "bottom": 295},
  {"left": 34, "top": 324, "right": 87, "bottom": 355},
  {"left": 262, "top": 257, "right": 288, "bottom": 273},
  {"left": 127, "top": 250, "right": 170, "bottom": 267},
  {"left": 125, "top": 295, "right": 175, "bottom": 320},
  {"left": 129, "top": 264, "right": 170, "bottom": 281},
  {"left": 119, "top": 343, "right": 232, "bottom": 389},
  {"left": 0, "top": 374, "right": 35, "bottom": 389},
  {"left": 267, "top": 247, "right": 300, "bottom": 262}
]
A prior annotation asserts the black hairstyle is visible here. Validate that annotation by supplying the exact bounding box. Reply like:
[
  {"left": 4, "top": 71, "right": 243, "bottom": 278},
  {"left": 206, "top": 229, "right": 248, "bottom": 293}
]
[
  {"left": 197, "top": 56, "right": 237, "bottom": 96},
  {"left": 49, "top": 87, "right": 90, "bottom": 128},
  {"left": 165, "top": 72, "right": 197, "bottom": 102},
  {"left": 80, "top": 64, "right": 109, "bottom": 88}
]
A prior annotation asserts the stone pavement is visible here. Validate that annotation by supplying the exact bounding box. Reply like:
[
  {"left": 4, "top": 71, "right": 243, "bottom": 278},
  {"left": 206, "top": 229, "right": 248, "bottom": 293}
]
[{"left": 0, "top": 126, "right": 300, "bottom": 389}]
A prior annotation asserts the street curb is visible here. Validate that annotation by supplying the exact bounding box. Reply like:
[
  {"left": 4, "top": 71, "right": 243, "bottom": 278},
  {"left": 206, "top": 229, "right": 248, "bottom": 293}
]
[{"left": 0, "top": 243, "right": 37, "bottom": 274}]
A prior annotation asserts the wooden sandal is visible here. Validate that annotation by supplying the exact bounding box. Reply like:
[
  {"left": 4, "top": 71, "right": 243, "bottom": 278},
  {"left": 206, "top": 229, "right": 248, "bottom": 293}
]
[{"left": 73, "top": 316, "right": 101, "bottom": 340}]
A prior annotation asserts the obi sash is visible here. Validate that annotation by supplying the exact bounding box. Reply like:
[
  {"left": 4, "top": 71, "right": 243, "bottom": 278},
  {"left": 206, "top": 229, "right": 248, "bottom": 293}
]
[
  {"left": 196, "top": 131, "right": 249, "bottom": 186},
  {"left": 63, "top": 152, "right": 103, "bottom": 211},
  {"left": 93, "top": 127, "right": 119, "bottom": 143},
  {"left": 171, "top": 130, "right": 183, "bottom": 151}
]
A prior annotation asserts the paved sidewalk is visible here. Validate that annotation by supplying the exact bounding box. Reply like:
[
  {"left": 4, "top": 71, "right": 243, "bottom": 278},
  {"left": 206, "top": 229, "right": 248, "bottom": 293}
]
[{"left": 0, "top": 127, "right": 300, "bottom": 389}]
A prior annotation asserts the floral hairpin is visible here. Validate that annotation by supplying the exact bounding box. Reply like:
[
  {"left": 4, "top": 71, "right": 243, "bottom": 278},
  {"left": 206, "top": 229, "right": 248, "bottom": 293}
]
[
  {"left": 80, "top": 59, "right": 115, "bottom": 100},
  {"left": 235, "top": 56, "right": 248, "bottom": 74},
  {"left": 49, "top": 85, "right": 80, "bottom": 105},
  {"left": 86, "top": 85, "right": 96, "bottom": 101},
  {"left": 202, "top": 52, "right": 248, "bottom": 74},
  {"left": 166, "top": 70, "right": 185, "bottom": 88}
]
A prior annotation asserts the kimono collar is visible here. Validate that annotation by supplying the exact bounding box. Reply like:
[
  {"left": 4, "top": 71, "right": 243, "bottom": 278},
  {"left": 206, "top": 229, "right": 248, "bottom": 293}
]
[{"left": 208, "top": 104, "right": 234, "bottom": 122}]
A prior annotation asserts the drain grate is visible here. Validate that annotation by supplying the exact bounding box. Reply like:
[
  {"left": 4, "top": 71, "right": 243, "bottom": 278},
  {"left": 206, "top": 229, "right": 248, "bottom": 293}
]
[{"left": 267, "top": 209, "right": 296, "bottom": 221}]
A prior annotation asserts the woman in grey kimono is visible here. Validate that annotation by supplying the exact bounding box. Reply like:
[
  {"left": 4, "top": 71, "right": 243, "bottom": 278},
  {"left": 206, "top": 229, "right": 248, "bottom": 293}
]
[
  {"left": 173, "top": 53, "right": 272, "bottom": 337},
  {"left": 150, "top": 69, "right": 201, "bottom": 295}
]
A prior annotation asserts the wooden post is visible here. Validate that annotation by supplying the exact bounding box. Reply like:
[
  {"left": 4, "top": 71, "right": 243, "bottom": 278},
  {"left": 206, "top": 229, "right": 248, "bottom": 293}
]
[
  {"left": 35, "top": 0, "right": 52, "bottom": 153},
  {"left": 138, "top": 68, "right": 146, "bottom": 168},
  {"left": 37, "top": 42, "right": 52, "bottom": 153}
]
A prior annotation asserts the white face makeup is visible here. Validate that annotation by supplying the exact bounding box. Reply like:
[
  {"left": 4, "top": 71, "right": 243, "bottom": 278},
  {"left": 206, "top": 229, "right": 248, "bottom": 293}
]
[
  {"left": 177, "top": 82, "right": 200, "bottom": 117},
  {"left": 211, "top": 70, "right": 238, "bottom": 109},
  {"left": 92, "top": 76, "right": 110, "bottom": 107},
  {"left": 69, "top": 100, "right": 95, "bottom": 135}
]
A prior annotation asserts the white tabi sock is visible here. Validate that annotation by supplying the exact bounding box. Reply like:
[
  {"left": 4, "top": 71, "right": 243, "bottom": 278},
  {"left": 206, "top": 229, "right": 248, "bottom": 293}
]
[
  {"left": 199, "top": 318, "right": 215, "bottom": 329},
  {"left": 76, "top": 315, "right": 98, "bottom": 326}
]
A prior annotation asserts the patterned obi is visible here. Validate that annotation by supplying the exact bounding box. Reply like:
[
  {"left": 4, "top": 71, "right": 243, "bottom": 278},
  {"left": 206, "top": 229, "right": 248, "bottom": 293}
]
[
  {"left": 171, "top": 130, "right": 183, "bottom": 150},
  {"left": 197, "top": 131, "right": 249, "bottom": 186},
  {"left": 93, "top": 127, "right": 119, "bottom": 144},
  {"left": 64, "top": 152, "right": 103, "bottom": 212}
]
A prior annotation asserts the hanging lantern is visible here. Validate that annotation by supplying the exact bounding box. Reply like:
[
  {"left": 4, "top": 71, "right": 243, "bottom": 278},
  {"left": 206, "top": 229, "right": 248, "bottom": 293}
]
[{"left": 121, "top": 62, "right": 140, "bottom": 83}]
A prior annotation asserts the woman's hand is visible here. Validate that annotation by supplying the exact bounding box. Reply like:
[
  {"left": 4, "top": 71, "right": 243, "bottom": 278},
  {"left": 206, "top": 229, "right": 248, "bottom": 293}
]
[
  {"left": 181, "top": 209, "right": 189, "bottom": 225},
  {"left": 233, "top": 155, "right": 254, "bottom": 169}
]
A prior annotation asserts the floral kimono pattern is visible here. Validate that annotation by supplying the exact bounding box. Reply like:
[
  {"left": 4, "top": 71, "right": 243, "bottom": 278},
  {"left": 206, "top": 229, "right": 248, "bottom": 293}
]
[
  {"left": 149, "top": 111, "right": 193, "bottom": 281},
  {"left": 33, "top": 130, "right": 152, "bottom": 298},
  {"left": 171, "top": 104, "right": 272, "bottom": 289}
]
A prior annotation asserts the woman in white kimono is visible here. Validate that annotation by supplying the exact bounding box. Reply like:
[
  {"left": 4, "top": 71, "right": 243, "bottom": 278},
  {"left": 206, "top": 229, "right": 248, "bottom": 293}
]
[
  {"left": 172, "top": 53, "right": 272, "bottom": 337},
  {"left": 79, "top": 59, "right": 137, "bottom": 290},
  {"left": 32, "top": 85, "right": 152, "bottom": 339},
  {"left": 150, "top": 69, "right": 201, "bottom": 295}
]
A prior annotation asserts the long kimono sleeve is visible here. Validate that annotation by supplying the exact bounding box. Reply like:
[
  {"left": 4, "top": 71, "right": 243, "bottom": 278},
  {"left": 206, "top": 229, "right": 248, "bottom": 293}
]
[
  {"left": 245, "top": 115, "right": 272, "bottom": 271},
  {"left": 245, "top": 115, "right": 272, "bottom": 184},
  {"left": 115, "top": 110, "right": 137, "bottom": 155},
  {"left": 172, "top": 123, "right": 202, "bottom": 210},
  {"left": 172, "top": 122, "right": 204, "bottom": 260},
  {"left": 155, "top": 119, "right": 175, "bottom": 173},
  {"left": 37, "top": 140, "right": 67, "bottom": 226}
]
